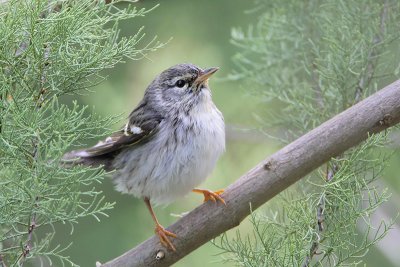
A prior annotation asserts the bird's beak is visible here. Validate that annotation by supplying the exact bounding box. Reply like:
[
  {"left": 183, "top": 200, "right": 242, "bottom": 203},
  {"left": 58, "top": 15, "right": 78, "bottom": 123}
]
[{"left": 194, "top": 67, "right": 219, "bottom": 87}]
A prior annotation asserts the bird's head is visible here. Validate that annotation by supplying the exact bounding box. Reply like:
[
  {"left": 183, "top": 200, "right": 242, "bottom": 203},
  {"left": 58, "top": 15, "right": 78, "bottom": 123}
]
[{"left": 145, "top": 63, "right": 219, "bottom": 112}]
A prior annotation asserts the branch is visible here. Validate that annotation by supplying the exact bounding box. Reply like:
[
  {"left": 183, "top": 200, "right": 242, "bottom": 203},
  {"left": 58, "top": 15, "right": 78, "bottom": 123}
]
[
  {"left": 0, "top": 253, "right": 8, "bottom": 267},
  {"left": 101, "top": 79, "right": 400, "bottom": 267}
]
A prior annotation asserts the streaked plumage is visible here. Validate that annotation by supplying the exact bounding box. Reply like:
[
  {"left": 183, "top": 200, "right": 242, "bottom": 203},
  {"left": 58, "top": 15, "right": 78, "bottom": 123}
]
[
  {"left": 63, "top": 63, "right": 225, "bottom": 205},
  {"left": 63, "top": 63, "right": 225, "bottom": 251}
]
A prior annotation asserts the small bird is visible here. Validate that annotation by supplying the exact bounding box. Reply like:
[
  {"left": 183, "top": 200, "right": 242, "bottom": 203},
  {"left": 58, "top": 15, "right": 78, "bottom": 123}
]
[{"left": 63, "top": 63, "right": 226, "bottom": 251}]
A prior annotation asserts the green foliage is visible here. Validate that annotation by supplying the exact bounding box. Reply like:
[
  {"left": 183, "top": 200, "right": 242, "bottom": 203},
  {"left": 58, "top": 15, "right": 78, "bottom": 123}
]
[
  {"left": 0, "top": 0, "right": 162, "bottom": 266},
  {"left": 215, "top": 0, "right": 400, "bottom": 266}
]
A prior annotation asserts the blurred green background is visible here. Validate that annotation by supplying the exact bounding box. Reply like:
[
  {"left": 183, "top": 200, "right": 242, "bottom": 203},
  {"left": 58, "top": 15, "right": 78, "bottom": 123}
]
[{"left": 54, "top": 1, "right": 400, "bottom": 266}]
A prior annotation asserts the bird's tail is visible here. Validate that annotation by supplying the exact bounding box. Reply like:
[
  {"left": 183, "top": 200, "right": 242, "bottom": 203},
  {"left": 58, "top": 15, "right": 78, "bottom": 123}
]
[{"left": 61, "top": 149, "right": 114, "bottom": 171}]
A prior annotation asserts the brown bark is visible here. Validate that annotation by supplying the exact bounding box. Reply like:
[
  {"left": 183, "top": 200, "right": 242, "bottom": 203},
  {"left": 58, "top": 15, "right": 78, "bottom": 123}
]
[{"left": 101, "top": 79, "right": 400, "bottom": 267}]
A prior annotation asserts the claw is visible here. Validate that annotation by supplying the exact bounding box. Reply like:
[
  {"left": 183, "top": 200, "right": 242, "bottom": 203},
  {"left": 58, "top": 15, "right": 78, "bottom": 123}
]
[
  {"left": 192, "top": 188, "right": 226, "bottom": 205},
  {"left": 155, "top": 224, "right": 177, "bottom": 251}
]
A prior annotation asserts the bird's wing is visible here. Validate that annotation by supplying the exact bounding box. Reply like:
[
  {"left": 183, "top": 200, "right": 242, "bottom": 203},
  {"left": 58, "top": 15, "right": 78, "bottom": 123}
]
[
  {"left": 68, "top": 100, "right": 164, "bottom": 158},
  {"left": 80, "top": 124, "right": 157, "bottom": 157}
]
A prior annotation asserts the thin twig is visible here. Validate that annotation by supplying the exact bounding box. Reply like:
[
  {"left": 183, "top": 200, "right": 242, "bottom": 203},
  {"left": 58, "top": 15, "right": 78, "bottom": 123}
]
[
  {"left": 19, "top": 210, "right": 37, "bottom": 265},
  {"left": 355, "top": 0, "right": 389, "bottom": 103},
  {"left": 0, "top": 253, "right": 8, "bottom": 267},
  {"left": 15, "top": 3, "right": 53, "bottom": 265},
  {"left": 311, "top": 62, "right": 324, "bottom": 109},
  {"left": 301, "top": 160, "right": 339, "bottom": 267}
]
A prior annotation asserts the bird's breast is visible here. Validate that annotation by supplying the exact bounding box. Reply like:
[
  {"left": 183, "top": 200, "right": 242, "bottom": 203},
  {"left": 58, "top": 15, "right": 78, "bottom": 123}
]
[
  {"left": 151, "top": 104, "right": 225, "bottom": 203},
  {"left": 112, "top": 102, "right": 225, "bottom": 205}
]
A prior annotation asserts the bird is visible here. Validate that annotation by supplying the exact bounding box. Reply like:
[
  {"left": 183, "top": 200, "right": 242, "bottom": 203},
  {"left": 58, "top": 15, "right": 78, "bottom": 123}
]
[{"left": 63, "top": 63, "right": 226, "bottom": 251}]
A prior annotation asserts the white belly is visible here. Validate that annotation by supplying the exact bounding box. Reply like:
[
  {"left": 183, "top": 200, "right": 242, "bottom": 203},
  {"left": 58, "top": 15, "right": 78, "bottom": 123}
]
[{"left": 113, "top": 105, "right": 225, "bottom": 205}]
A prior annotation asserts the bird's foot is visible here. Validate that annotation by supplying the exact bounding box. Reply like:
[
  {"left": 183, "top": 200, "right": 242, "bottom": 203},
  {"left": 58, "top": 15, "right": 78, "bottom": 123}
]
[
  {"left": 192, "top": 188, "right": 226, "bottom": 205},
  {"left": 155, "top": 224, "right": 177, "bottom": 251}
]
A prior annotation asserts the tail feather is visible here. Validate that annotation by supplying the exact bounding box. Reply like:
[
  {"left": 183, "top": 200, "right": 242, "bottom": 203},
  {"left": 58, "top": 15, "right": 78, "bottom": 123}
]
[{"left": 62, "top": 149, "right": 115, "bottom": 171}]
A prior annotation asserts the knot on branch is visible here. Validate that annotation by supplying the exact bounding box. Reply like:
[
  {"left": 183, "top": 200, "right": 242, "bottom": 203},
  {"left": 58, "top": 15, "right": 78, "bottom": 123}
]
[
  {"left": 264, "top": 158, "right": 277, "bottom": 170},
  {"left": 263, "top": 160, "right": 272, "bottom": 170},
  {"left": 156, "top": 250, "right": 165, "bottom": 260},
  {"left": 377, "top": 114, "right": 393, "bottom": 127}
]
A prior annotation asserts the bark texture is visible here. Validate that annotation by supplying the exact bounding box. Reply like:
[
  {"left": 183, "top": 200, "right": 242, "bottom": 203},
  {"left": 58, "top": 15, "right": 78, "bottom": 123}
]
[{"left": 101, "top": 79, "right": 400, "bottom": 267}]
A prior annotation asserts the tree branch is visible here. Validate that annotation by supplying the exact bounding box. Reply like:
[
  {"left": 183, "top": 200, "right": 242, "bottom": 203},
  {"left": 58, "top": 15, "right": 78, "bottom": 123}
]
[{"left": 101, "top": 79, "right": 400, "bottom": 267}]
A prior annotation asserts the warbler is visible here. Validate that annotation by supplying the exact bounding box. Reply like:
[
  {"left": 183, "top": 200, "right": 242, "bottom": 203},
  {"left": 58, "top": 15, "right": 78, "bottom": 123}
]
[{"left": 63, "top": 63, "right": 226, "bottom": 251}]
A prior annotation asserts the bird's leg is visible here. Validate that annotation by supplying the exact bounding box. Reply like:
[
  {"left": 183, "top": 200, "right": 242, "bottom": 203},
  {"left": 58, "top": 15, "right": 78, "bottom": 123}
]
[
  {"left": 192, "top": 188, "right": 226, "bottom": 205},
  {"left": 143, "top": 197, "right": 177, "bottom": 251}
]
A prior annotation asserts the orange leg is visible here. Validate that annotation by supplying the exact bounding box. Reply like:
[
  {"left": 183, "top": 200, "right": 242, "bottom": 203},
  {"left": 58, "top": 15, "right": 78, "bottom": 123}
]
[
  {"left": 192, "top": 188, "right": 226, "bottom": 205},
  {"left": 144, "top": 197, "right": 177, "bottom": 251}
]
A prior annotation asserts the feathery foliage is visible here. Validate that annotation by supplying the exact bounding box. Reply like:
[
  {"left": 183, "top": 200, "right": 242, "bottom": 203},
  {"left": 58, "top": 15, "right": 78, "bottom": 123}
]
[
  {"left": 0, "top": 0, "right": 162, "bottom": 266},
  {"left": 215, "top": 0, "right": 400, "bottom": 266}
]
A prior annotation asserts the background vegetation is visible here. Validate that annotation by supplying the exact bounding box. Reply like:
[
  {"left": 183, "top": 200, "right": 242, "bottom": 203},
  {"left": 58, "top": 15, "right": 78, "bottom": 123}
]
[{"left": 1, "top": 0, "right": 399, "bottom": 266}]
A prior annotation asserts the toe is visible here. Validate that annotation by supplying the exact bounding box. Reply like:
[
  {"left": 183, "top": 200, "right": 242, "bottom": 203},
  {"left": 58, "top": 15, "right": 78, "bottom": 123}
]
[
  {"left": 214, "top": 189, "right": 225, "bottom": 195},
  {"left": 161, "top": 233, "right": 176, "bottom": 251},
  {"left": 214, "top": 194, "right": 226, "bottom": 205},
  {"left": 155, "top": 226, "right": 177, "bottom": 251},
  {"left": 204, "top": 190, "right": 225, "bottom": 205},
  {"left": 164, "top": 229, "right": 177, "bottom": 238},
  {"left": 204, "top": 194, "right": 216, "bottom": 202}
]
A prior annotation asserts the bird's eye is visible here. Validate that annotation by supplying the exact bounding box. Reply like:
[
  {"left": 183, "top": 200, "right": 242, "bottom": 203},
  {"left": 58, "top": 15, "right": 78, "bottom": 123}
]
[{"left": 175, "top": 79, "right": 186, "bottom": 88}]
